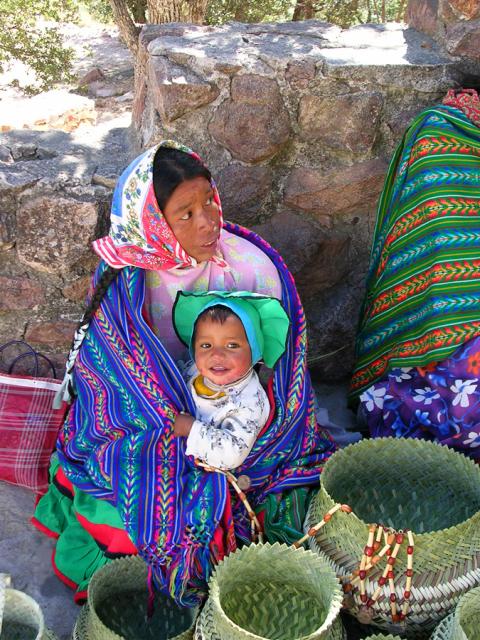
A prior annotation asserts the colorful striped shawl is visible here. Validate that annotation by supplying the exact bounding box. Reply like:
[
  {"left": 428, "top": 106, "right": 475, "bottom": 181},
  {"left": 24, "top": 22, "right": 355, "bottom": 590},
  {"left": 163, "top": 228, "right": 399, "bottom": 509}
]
[
  {"left": 351, "top": 105, "right": 480, "bottom": 399},
  {"left": 57, "top": 222, "right": 335, "bottom": 606}
]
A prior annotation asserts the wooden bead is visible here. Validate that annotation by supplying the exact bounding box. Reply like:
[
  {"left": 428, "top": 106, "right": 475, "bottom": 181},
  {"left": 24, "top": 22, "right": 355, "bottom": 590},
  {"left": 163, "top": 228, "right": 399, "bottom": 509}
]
[
  {"left": 340, "top": 504, "right": 352, "bottom": 513},
  {"left": 373, "top": 541, "right": 381, "bottom": 551},
  {"left": 343, "top": 583, "right": 353, "bottom": 593},
  {"left": 324, "top": 513, "right": 332, "bottom": 522}
]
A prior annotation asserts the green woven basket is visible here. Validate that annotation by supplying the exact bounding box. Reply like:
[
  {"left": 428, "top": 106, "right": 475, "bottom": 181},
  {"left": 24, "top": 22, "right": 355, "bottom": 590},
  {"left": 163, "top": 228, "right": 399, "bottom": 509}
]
[
  {"left": 363, "top": 635, "right": 403, "bottom": 640},
  {"left": 306, "top": 438, "right": 480, "bottom": 638},
  {"left": 195, "top": 542, "right": 345, "bottom": 640},
  {"left": 430, "top": 614, "right": 455, "bottom": 640},
  {"left": 0, "top": 575, "right": 58, "bottom": 640},
  {"left": 430, "top": 586, "right": 480, "bottom": 640},
  {"left": 72, "top": 556, "right": 198, "bottom": 640}
]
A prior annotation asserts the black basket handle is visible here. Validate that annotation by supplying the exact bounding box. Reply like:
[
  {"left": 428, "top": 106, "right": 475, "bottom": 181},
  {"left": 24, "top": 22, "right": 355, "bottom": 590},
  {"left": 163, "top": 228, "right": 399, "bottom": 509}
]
[{"left": 0, "top": 340, "right": 57, "bottom": 378}]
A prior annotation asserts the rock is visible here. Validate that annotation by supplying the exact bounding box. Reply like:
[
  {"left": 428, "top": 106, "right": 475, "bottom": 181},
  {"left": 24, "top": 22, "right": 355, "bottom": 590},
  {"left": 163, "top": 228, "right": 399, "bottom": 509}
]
[
  {"left": 446, "top": 19, "right": 480, "bottom": 60},
  {"left": 216, "top": 164, "right": 273, "bottom": 224},
  {"left": 78, "top": 68, "right": 105, "bottom": 85},
  {"left": 0, "top": 90, "right": 96, "bottom": 132},
  {"left": 0, "top": 276, "right": 46, "bottom": 310},
  {"left": 16, "top": 195, "right": 98, "bottom": 274},
  {"left": 148, "top": 57, "right": 219, "bottom": 123},
  {"left": 25, "top": 320, "right": 77, "bottom": 350},
  {"left": 62, "top": 275, "right": 91, "bottom": 303},
  {"left": 253, "top": 211, "right": 351, "bottom": 299},
  {"left": 209, "top": 75, "right": 291, "bottom": 163},
  {"left": 406, "top": 0, "right": 440, "bottom": 37},
  {"left": 285, "top": 60, "right": 316, "bottom": 89},
  {"left": 0, "top": 145, "right": 13, "bottom": 163},
  {"left": 298, "top": 93, "right": 383, "bottom": 155},
  {"left": 283, "top": 159, "right": 388, "bottom": 223}
]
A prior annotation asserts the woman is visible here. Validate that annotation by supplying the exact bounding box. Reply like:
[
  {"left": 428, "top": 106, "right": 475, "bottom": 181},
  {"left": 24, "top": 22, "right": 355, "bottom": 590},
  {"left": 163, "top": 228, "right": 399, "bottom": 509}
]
[
  {"left": 33, "top": 140, "right": 335, "bottom": 606},
  {"left": 351, "top": 89, "right": 480, "bottom": 458}
]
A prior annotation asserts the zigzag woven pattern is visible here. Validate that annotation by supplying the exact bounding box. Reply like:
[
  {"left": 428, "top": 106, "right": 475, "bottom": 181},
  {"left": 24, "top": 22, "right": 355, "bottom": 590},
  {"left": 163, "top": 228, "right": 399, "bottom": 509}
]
[
  {"left": 351, "top": 106, "right": 480, "bottom": 398},
  {"left": 57, "top": 222, "right": 335, "bottom": 606}
]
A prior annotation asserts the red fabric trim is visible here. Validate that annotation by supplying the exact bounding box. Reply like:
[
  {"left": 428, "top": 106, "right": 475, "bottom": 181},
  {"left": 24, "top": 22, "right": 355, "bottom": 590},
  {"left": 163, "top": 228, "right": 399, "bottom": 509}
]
[
  {"left": 56, "top": 466, "right": 74, "bottom": 492},
  {"left": 51, "top": 549, "right": 78, "bottom": 591},
  {"left": 74, "top": 590, "right": 88, "bottom": 605},
  {"left": 76, "top": 512, "right": 138, "bottom": 555},
  {"left": 257, "top": 377, "right": 275, "bottom": 439},
  {"left": 31, "top": 516, "right": 60, "bottom": 540}
]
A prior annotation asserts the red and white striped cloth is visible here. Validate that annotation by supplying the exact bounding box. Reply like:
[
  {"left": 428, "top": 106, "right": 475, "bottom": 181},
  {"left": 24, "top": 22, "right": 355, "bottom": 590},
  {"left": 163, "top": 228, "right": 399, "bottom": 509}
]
[{"left": 0, "top": 373, "right": 67, "bottom": 493}]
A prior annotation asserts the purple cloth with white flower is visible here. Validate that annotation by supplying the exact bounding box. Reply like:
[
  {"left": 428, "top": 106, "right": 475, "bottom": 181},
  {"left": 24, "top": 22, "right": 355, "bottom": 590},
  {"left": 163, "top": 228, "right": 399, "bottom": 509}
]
[{"left": 361, "top": 337, "right": 480, "bottom": 459}]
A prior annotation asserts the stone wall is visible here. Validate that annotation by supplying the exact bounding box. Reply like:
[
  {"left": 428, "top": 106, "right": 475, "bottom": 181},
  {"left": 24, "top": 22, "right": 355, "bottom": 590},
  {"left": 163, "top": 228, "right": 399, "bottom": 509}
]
[
  {"left": 0, "top": 17, "right": 478, "bottom": 381},
  {"left": 132, "top": 19, "right": 469, "bottom": 380}
]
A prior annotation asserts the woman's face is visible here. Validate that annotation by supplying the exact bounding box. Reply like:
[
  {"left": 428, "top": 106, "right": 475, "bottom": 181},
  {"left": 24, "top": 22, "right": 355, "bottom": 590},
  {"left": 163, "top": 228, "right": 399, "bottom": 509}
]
[{"left": 163, "top": 177, "right": 220, "bottom": 263}]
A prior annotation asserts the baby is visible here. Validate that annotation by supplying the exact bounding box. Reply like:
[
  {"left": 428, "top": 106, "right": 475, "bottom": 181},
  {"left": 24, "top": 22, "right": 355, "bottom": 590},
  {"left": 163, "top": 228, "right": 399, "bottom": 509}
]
[{"left": 172, "top": 291, "right": 290, "bottom": 470}]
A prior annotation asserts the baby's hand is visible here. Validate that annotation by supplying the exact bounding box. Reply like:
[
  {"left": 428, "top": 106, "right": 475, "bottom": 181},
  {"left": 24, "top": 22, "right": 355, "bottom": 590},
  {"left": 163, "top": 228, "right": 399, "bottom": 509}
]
[{"left": 174, "top": 412, "right": 194, "bottom": 437}]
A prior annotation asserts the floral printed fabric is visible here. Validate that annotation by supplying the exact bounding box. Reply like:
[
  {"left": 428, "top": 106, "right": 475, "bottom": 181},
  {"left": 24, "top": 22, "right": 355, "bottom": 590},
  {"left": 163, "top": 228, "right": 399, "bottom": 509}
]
[
  {"left": 360, "top": 336, "right": 480, "bottom": 459},
  {"left": 185, "top": 366, "right": 270, "bottom": 470}
]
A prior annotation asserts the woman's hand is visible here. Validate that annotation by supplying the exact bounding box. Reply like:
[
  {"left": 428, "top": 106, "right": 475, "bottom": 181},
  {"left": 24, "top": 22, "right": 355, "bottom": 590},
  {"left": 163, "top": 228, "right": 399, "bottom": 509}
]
[{"left": 174, "top": 412, "right": 195, "bottom": 437}]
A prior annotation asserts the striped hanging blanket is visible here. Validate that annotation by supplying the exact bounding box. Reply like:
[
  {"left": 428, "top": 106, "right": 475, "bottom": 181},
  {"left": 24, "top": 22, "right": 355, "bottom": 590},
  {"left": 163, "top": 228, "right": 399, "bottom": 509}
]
[
  {"left": 57, "top": 222, "right": 335, "bottom": 606},
  {"left": 351, "top": 103, "right": 480, "bottom": 399}
]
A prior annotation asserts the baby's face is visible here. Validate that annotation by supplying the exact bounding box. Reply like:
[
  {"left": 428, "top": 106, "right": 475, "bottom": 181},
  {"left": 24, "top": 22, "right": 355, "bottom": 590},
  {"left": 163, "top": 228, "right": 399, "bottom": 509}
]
[{"left": 193, "top": 315, "right": 252, "bottom": 386}]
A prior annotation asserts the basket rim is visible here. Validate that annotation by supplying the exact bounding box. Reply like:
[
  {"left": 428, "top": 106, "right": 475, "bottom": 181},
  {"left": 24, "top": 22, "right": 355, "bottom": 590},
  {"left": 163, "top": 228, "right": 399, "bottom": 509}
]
[
  {"left": 318, "top": 437, "right": 480, "bottom": 538},
  {"left": 208, "top": 542, "right": 343, "bottom": 640}
]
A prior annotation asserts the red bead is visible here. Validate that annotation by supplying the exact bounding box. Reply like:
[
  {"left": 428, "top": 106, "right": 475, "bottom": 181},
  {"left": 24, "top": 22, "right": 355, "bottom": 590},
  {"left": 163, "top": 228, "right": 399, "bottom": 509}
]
[
  {"left": 392, "top": 614, "right": 401, "bottom": 623},
  {"left": 378, "top": 576, "right": 386, "bottom": 586},
  {"left": 373, "top": 541, "right": 381, "bottom": 551},
  {"left": 390, "top": 593, "right": 397, "bottom": 603},
  {"left": 396, "top": 534, "right": 404, "bottom": 544},
  {"left": 340, "top": 504, "right": 352, "bottom": 513},
  {"left": 404, "top": 590, "right": 411, "bottom": 599},
  {"left": 324, "top": 513, "right": 332, "bottom": 522},
  {"left": 406, "top": 569, "right": 413, "bottom": 577},
  {"left": 359, "top": 570, "right": 367, "bottom": 580},
  {"left": 343, "top": 583, "right": 353, "bottom": 593},
  {"left": 367, "top": 598, "right": 374, "bottom": 607},
  {"left": 360, "top": 594, "right": 367, "bottom": 603},
  {"left": 407, "top": 545, "right": 414, "bottom": 554},
  {"left": 387, "top": 571, "right": 394, "bottom": 580},
  {"left": 398, "top": 613, "right": 406, "bottom": 621},
  {"left": 365, "top": 547, "right": 373, "bottom": 557},
  {"left": 388, "top": 557, "right": 396, "bottom": 565},
  {"left": 386, "top": 548, "right": 392, "bottom": 556}
]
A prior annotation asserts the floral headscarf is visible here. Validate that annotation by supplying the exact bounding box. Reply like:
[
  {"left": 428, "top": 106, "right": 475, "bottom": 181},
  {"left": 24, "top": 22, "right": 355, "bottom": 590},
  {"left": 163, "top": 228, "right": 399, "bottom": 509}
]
[{"left": 92, "top": 140, "right": 228, "bottom": 270}]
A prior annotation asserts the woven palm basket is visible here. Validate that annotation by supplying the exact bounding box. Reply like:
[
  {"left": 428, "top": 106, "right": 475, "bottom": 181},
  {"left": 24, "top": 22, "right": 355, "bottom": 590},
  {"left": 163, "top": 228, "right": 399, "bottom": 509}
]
[
  {"left": 0, "top": 578, "right": 57, "bottom": 640},
  {"left": 363, "top": 635, "right": 403, "bottom": 640},
  {"left": 72, "top": 556, "right": 198, "bottom": 640},
  {"left": 195, "top": 542, "right": 345, "bottom": 640},
  {"left": 305, "top": 438, "right": 480, "bottom": 638},
  {"left": 431, "top": 585, "right": 480, "bottom": 640}
]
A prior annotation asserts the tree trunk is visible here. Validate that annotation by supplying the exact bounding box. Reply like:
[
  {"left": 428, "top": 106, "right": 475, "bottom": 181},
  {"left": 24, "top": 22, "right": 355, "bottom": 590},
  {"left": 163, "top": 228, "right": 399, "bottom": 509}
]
[
  {"left": 128, "top": 0, "right": 147, "bottom": 23},
  {"left": 108, "top": 0, "right": 140, "bottom": 56},
  {"left": 147, "top": 0, "right": 183, "bottom": 23},
  {"left": 292, "top": 0, "right": 315, "bottom": 20},
  {"left": 187, "top": 0, "right": 209, "bottom": 23}
]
